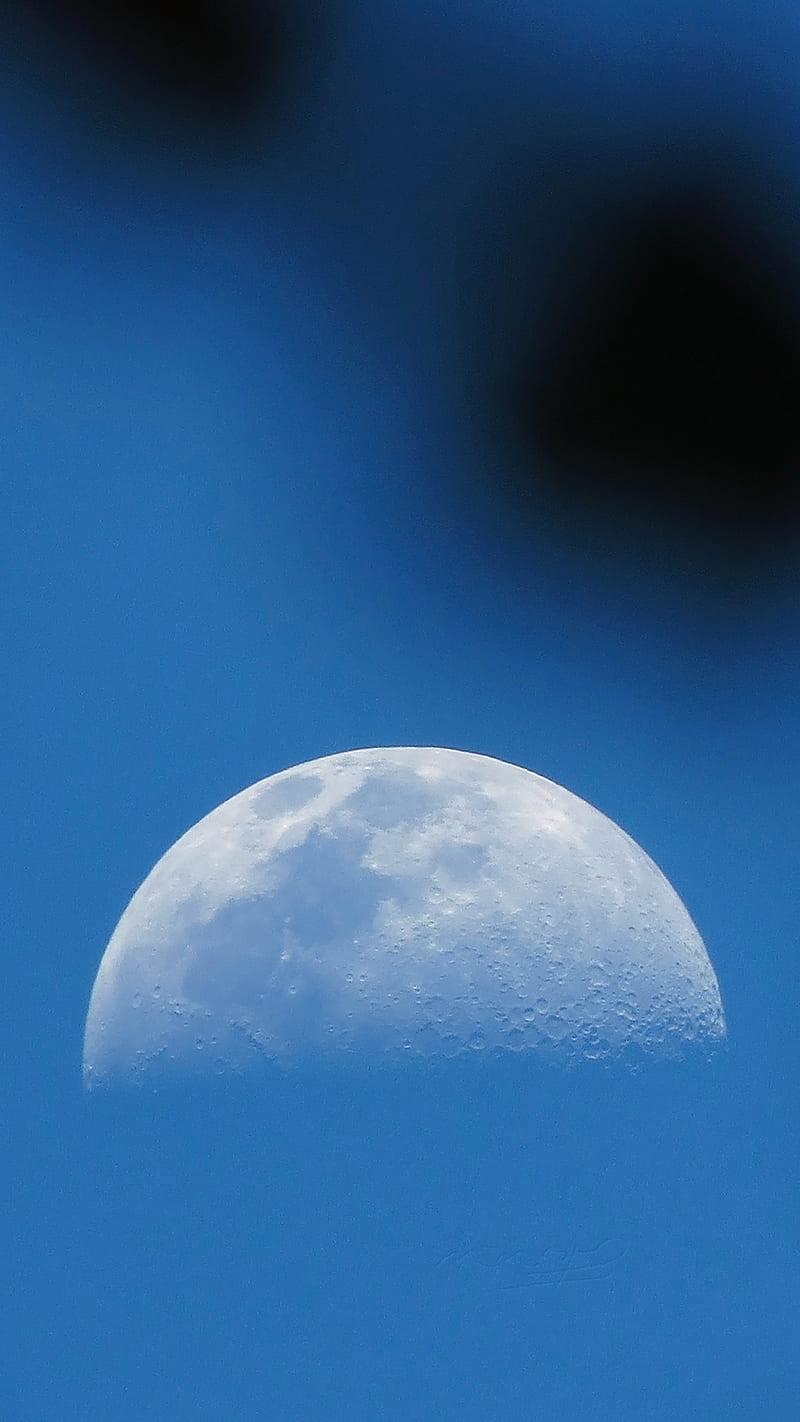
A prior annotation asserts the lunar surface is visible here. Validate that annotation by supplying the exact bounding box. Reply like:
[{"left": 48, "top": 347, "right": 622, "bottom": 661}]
[{"left": 83, "top": 747, "right": 725, "bottom": 1084}]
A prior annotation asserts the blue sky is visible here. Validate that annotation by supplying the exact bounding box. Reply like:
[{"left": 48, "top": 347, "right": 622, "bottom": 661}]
[{"left": 3, "top": 2, "right": 799, "bottom": 1417}]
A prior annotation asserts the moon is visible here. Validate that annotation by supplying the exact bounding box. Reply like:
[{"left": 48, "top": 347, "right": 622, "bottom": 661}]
[{"left": 83, "top": 747, "right": 725, "bottom": 1084}]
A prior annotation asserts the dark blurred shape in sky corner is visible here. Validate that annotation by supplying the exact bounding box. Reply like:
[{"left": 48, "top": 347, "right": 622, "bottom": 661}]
[
  {"left": 3, "top": 0, "right": 321, "bottom": 149},
  {"left": 481, "top": 150, "right": 800, "bottom": 596}
]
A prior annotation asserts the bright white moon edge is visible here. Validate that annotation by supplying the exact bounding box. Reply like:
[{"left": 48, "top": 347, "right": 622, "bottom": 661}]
[{"left": 83, "top": 747, "right": 725, "bottom": 1085}]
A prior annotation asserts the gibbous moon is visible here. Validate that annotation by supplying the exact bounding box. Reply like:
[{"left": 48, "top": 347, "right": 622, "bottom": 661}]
[{"left": 83, "top": 747, "right": 725, "bottom": 1084}]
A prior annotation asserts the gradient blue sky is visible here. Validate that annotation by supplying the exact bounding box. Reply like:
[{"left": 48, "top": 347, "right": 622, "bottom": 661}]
[{"left": 3, "top": 3, "right": 799, "bottom": 1418}]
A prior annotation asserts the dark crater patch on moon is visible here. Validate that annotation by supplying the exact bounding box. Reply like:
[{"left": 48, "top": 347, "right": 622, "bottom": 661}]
[
  {"left": 183, "top": 826, "right": 412, "bottom": 1018},
  {"left": 252, "top": 773, "right": 324, "bottom": 819},
  {"left": 183, "top": 897, "right": 294, "bottom": 1014},
  {"left": 433, "top": 775, "right": 495, "bottom": 814},
  {"left": 181, "top": 892, "right": 331, "bottom": 1046},
  {"left": 344, "top": 767, "right": 449, "bottom": 830},
  {"left": 272, "top": 826, "right": 407, "bottom": 944},
  {"left": 433, "top": 842, "right": 489, "bottom": 881}
]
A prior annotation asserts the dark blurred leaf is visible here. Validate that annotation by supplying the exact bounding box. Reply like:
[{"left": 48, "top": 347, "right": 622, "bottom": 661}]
[
  {"left": 5, "top": 0, "right": 311, "bottom": 143},
  {"left": 528, "top": 187, "right": 800, "bottom": 557}
]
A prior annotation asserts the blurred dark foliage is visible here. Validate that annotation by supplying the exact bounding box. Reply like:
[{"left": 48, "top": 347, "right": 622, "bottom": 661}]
[
  {"left": 4, "top": 0, "right": 314, "bottom": 145},
  {"left": 497, "top": 172, "right": 800, "bottom": 576}
]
